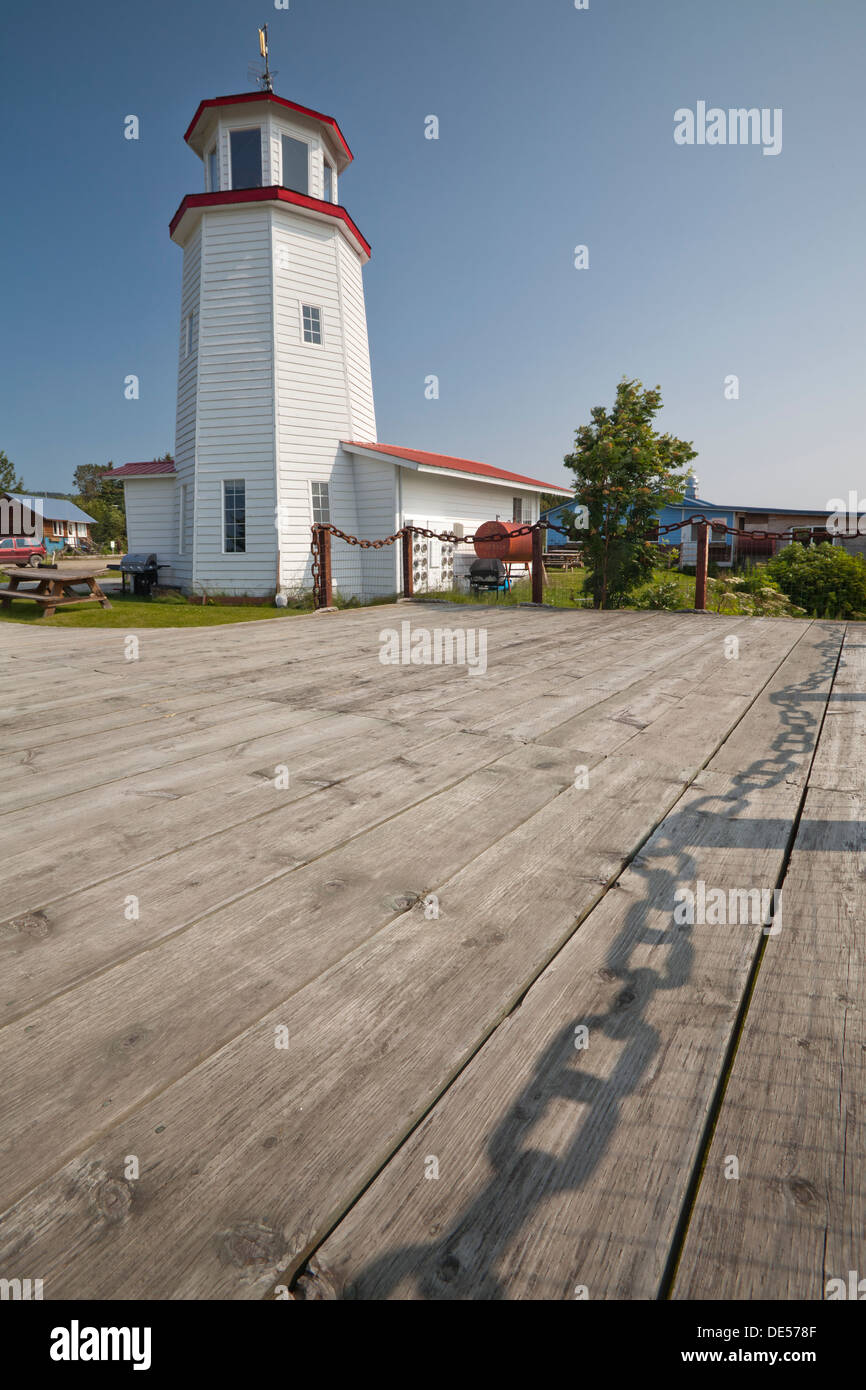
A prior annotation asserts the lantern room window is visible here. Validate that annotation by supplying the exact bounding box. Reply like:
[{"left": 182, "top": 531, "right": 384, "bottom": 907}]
[
  {"left": 281, "top": 135, "right": 309, "bottom": 195},
  {"left": 322, "top": 161, "right": 333, "bottom": 203},
  {"left": 229, "top": 129, "right": 262, "bottom": 189},
  {"left": 207, "top": 144, "right": 219, "bottom": 192}
]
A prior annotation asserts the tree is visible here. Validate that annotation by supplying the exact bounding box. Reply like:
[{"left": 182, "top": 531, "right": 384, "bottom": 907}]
[
  {"left": 82, "top": 495, "right": 127, "bottom": 552},
  {"left": 563, "top": 379, "right": 696, "bottom": 608},
  {"left": 73, "top": 462, "right": 123, "bottom": 507},
  {"left": 72, "top": 461, "right": 128, "bottom": 551},
  {"left": 0, "top": 450, "right": 24, "bottom": 494},
  {"left": 765, "top": 542, "right": 866, "bottom": 619}
]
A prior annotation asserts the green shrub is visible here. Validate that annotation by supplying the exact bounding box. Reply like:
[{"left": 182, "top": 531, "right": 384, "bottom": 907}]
[
  {"left": 764, "top": 543, "right": 866, "bottom": 619},
  {"left": 636, "top": 578, "right": 682, "bottom": 610}
]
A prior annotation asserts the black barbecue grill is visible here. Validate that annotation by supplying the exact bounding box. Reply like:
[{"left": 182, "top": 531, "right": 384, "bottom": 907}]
[
  {"left": 112, "top": 553, "right": 165, "bottom": 596},
  {"left": 468, "top": 558, "right": 509, "bottom": 595}
]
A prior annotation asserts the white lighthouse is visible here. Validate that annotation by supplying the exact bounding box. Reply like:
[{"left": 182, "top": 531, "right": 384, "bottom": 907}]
[
  {"left": 113, "top": 64, "right": 571, "bottom": 600},
  {"left": 164, "top": 81, "right": 377, "bottom": 597}
]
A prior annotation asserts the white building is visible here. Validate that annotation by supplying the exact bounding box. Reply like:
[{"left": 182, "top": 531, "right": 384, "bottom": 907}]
[{"left": 112, "top": 87, "right": 570, "bottom": 599}]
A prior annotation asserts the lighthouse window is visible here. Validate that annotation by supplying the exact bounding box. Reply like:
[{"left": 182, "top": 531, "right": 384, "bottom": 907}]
[
  {"left": 207, "top": 144, "right": 219, "bottom": 192},
  {"left": 223, "top": 479, "right": 246, "bottom": 554},
  {"left": 281, "top": 134, "right": 309, "bottom": 195},
  {"left": 229, "top": 129, "right": 262, "bottom": 190},
  {"left": 302, "top": 305, "right": 323, "bottom": 345},
  {"left": 311, "top": 482, "right": 331, "bottom": 526},
  {"left": 322, "top": 161, "right": 332, "bottom": 203}
]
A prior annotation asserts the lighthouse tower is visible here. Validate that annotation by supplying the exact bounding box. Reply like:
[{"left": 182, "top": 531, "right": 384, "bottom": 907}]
[{"left": 167, "top": 83, "right": 377, "bottom": 596}]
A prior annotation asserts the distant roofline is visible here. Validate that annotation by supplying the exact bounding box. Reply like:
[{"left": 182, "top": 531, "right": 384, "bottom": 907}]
[
  {"left": 110, "top": 461, "right": 176, "bottom": 478},
  {"left": 2, "top": 492, "right": 96, "bottom": 523}
]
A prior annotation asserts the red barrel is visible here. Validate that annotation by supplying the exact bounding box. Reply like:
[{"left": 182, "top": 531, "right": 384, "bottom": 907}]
[{"left": 473, "top": 520, "right": 533, "bottom": 562}]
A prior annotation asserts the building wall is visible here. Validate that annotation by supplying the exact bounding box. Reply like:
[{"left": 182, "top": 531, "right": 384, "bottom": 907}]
[
  {"left": 173, "top": 223, "right": 201, "bottom": 588},
  {"left": 192, "top": 206, "right": 279, "bottom": 595},
  {"left": 122, "top": 479, "right": 179, "bottom": 577},
  {"left": 400, "top": 470, "right": 539, "bottom": 588},
  {"left": 272, "top": 206, "right": 372, "bottom": 596}
]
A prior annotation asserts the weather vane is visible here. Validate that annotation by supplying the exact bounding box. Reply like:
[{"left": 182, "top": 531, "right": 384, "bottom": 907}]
[{"left": 249, "top": 24, "right": 277, "bottom": 94}]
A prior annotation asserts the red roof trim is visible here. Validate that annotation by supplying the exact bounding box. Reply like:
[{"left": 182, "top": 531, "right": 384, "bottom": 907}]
[
  {"left": 110, "top": 461, "right": 176, "bottom": 478},
  {"left": 343, "top": 442, "right": 570, "bottom": 494},
  {"left": 184, "top": 93, "right": 352, "bottom": 163},
  {"left": 169, "top": 187, "right": 371, "bottom": 257}
]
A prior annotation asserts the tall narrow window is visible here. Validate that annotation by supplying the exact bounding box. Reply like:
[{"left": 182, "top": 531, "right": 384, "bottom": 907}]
[
  {"left": 322, "top": 160, "right": 332, "bottom": 203},
  {"left": 223, "top": 480, "right": 246, "bottom": 553},
  {"left": 281, "top": 134, "right": 309, "bottom": 194},
  {"left": 512, "top": 497, "right": 523, "bottom": 523},
  {"left": 178, "top": 484, "right": 187, "bottom": 555},
  {"left": 311, "top": 482, "right": 330, "bottom": 525},
  {"left": 302, "top": 304, "right": 323, "bottom": 345},
  {"left": 229, "top": 129, "right": 262, "bottom": 189},
  {"left": 183, "top": 312, "right": 194, "bottom": 359},
  {"left": 207, "top": 144, "right": 219, "bottom": 192}
]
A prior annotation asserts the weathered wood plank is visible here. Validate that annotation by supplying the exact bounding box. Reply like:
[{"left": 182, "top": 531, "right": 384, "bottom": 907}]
[
  {"left": 282, "top": 623, "right": 845, "bottom": 1299},
  {"left": 672, "top": 627, "right": 865, "bottom": 1300},
  {"left": 0, "top": 619, "right": 818, "bottom": 1298}
]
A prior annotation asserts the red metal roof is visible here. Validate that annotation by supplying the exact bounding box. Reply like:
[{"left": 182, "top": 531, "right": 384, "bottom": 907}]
[
  {"left": 111, "top": 461, "right": 176, "bottom": 478},
  {"left": 169, "top": 187, "right": 371, "bottom": 259},
  {"left": 343, "top": 442, "right": 571, "bottom": 494},
  {"left": 184, "top": 93, "right": 352, "bottom": 165}
]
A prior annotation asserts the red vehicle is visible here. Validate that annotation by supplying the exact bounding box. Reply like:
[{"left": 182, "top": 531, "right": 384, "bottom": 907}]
[{"left": 0, "top": 536, "right": 48, "bottom": 567}]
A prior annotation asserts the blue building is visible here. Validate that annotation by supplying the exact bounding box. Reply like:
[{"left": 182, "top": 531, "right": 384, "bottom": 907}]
[{"left": 542, "top": 476, "right": 832, "bottom": 568}]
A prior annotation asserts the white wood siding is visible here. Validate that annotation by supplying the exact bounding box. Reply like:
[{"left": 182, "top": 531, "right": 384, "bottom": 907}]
[
  {"left": 272, "top": 206, "right": 371, "bottom": 596},
  {"left": 193, "top": 207, "right": 278, "bottom": 595},
  {"left": 336, "top": 237, "right": 377, "bottom": 441},
  {"left": 400, "top": 472, "right": 537, "bottom": 532},
  {"left": 400, "top": 472, "right": 537, "bottom": 586},
  {"left": 172, "top": 224, "right": 201, "bottom": 587},
  {"left": 123, "top": 479, "right": 179, "bottom": 580}
]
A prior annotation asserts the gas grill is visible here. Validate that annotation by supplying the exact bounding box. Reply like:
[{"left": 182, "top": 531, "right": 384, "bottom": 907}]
[
  {"left": 115, "top": 553, "right": 163, "bottom": 596},
  {"left": 468, "top": 557, "right": 509, "bottom": 595}
]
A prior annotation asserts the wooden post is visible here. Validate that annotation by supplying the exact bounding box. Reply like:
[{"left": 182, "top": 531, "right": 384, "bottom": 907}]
[
  {"left": 315, "top": 525, "right": 333, "bottom": 609},
  {"left": 401, "top": 529, "right": 414, "bottom": 598},
  {"left": 694, "top": 521, "right": 709, "bottom": 611},
  {"left": 531, "top": 525, "right": 544, "bottom": 605}
]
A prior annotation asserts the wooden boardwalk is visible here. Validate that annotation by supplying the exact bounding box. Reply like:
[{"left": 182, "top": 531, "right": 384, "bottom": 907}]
[{"left": 0, "top": 605, "right": 861, "bottom": 1300}]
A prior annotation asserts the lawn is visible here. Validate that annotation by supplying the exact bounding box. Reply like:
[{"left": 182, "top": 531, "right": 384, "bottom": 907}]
[
  {"left": 427, "top": 566, "right": 698, "bottom": 610},
  {"left": 0, "top": 588, "right": 309, "bottom": 628}
]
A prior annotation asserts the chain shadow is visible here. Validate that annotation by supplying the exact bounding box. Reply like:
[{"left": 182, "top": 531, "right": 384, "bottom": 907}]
[{"left": 315, "top": 628, "right": 845, "bottom": 1299}]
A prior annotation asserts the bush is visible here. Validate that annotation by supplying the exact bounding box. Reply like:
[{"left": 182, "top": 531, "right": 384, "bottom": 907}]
[
  {"left": 636, "top": 578, "right": 682, "bottom": 610},
  {"left": 764, "top": 543, "right": 866, "bottom": 619}
]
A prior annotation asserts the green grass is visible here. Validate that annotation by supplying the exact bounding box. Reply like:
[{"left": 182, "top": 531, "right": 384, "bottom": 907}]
[
  {"left": 0, "top": 588, "right": 308, "bottom": 628},
  {"left": 426, "top": 566, "right": 698, "bottom": 610}
]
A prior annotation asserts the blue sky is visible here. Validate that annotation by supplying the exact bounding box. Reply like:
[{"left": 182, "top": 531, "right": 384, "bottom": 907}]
[{"left": 1, "top": 0, "right": 863, "bottom": 505}]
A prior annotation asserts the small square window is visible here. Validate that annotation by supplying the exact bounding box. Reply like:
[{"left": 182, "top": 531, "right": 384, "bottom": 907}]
[
  {"left": 302, "top": 305, "right": 323, "bottom": 345},
  {"left": 311, "top": 481, "right": 330, "bottom": 526}
]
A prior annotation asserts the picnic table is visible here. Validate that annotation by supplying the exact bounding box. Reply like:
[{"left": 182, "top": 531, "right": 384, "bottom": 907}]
[{"left": 1, "top": 565, "right": 112, "bottom": 617}]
